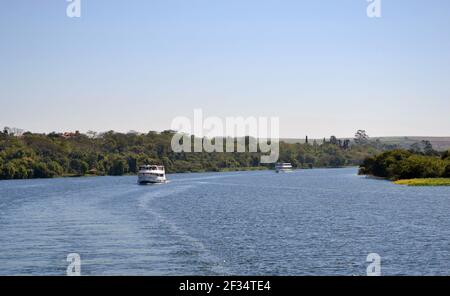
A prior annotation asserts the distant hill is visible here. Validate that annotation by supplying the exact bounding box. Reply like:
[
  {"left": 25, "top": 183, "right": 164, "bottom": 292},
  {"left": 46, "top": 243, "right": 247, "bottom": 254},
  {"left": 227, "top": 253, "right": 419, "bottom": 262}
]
[
  {"left": 281, "top": 137, "right": 450, "bottom": 151},
  {"left": 375, "top": 137, "right": 450, "bottom": 151}
]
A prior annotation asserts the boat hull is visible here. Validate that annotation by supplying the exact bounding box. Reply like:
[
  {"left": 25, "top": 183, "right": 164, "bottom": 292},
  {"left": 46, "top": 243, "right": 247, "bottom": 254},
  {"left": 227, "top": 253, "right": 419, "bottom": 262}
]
[
  {"left": 137, "top": 174, "right": 166, "bottom": 184},
  {"left": 276, "top": 169, "right": 293, "bottom": 173},
  {"left": 275, "top": 163, "right": 293, "bottom": 173}
]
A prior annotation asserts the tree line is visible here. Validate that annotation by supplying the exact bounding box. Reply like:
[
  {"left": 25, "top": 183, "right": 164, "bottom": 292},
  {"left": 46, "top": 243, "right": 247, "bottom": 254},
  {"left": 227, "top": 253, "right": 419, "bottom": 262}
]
[
  {"left": 359, "top": 149, "right": 450, "bottom": 180},
  {"left": 0, "top": 128, "right": 396, "bottom": 180}
]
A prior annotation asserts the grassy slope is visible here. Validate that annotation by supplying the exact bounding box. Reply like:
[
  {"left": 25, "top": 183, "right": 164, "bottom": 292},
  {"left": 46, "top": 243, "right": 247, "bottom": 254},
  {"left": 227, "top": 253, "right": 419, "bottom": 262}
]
[{"left": 394, "top": 178, "right": 450, "bottom": 186}]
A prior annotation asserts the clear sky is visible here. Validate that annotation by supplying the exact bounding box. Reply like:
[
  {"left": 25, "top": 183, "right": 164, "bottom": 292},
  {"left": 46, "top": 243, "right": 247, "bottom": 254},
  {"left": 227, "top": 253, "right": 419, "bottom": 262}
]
[{"left": 1, "top": 0, "right": 450, "bottom": 138}]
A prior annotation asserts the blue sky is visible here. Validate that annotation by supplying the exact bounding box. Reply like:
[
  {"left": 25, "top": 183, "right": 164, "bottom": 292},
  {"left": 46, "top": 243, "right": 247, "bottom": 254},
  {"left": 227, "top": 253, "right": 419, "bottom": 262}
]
[{"left": 1, "top": 0, "right": 450, "bottom": 138}]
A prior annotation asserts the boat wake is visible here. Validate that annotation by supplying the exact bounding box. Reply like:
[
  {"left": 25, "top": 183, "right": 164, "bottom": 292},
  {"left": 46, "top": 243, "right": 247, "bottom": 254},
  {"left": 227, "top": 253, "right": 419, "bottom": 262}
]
[{"left": 136, "top": 185, "right": 231, "bottom": 275}]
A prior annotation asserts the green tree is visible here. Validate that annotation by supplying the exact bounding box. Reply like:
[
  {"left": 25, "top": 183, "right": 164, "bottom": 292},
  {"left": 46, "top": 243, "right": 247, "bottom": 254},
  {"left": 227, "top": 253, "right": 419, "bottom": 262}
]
[
  {"left": 354, "top": 130, "right": 369, "bottom": 145},
  {"left": 33, "top": 162, "right": 54, "bottom": 178},
  {"left": 69, "top": 159, "right": 89, "bottom": 175},
  {"left": 109, "top": 157, "right": 127, "bottom": 176}
]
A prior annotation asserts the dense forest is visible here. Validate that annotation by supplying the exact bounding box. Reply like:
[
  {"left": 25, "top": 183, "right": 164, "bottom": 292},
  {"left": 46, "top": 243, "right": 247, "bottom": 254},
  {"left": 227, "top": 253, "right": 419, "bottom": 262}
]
[
  {"left": 0, "top": 128, "right": 402, "bottom": 180},
  {"left": 359, "top": 149, "right": 450, "bottom": 180}
]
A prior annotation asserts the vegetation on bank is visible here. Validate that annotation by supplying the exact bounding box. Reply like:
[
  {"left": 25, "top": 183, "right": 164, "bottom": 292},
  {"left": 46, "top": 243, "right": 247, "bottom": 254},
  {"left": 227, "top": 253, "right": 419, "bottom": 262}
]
[
  {"left": 359, "top": 149, "right": 450, "bottom": 183},
  {"left": 0, "top": 128, "right": 393, "bottom": 180},
  {"left": 394, "top": 178, "right": 450, "bottom": 186}
]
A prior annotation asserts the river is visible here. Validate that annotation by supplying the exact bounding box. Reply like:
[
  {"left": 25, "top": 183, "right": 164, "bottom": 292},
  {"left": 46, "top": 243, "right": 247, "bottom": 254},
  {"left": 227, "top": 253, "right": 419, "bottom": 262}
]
[{"left": 0, "top": 168, "right": 449, "bottom": 275}]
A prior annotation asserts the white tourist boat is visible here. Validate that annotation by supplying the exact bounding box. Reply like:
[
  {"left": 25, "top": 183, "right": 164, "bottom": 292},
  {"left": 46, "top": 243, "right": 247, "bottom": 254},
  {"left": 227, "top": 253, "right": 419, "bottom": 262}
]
[
  {"left": 137, "top": 165, "right": 167, "bottom": 184},
  {"left": 275, "top": 163, "right": 293, "bottom": 173}
]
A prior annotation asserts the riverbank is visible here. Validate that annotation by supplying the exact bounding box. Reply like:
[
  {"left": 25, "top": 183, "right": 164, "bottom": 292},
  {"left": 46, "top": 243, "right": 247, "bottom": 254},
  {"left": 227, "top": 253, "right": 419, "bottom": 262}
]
[
  {"left": 0, "top": 166, "right": 271, "bottom": 181},
  {"left": 1, "top": 165, "right": 362, "bottom": 181},
  {"left": 363, "top": 174, "right": 450, "bottom": 187},
  {"left": 359, "top": 150, "right": 450, "bottom": 185},
  {"left": 394, "top": 178, "right": 450, "bottom": 186}
]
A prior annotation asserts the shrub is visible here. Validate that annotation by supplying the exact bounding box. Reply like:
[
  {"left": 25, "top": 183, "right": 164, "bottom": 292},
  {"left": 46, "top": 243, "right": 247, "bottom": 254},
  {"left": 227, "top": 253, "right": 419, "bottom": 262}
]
[
  {"left": 360, "top": 150, "right": 447, "bottom": 180},
  {"left": 33, "top": 162, "right": 54, "bottom": 178},
  {"left": 69, "top": 159, "right": 89, "bottom": 175}
]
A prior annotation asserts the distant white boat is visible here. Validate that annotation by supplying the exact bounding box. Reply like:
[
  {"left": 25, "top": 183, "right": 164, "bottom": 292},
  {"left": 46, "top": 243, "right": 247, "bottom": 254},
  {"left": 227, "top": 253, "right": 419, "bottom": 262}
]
[
  {"left": 275, "top": 163, "right": 293, "bottom": 173},
  {"left": 138, "top": 165, "right": 167, "bottom": 184}
]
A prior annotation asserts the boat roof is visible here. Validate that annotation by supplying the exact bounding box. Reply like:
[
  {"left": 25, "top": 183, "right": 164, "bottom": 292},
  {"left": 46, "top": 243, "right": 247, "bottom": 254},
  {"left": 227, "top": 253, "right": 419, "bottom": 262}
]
[{"left": 139, "top": 164, "right": 164, "bottom": 168}]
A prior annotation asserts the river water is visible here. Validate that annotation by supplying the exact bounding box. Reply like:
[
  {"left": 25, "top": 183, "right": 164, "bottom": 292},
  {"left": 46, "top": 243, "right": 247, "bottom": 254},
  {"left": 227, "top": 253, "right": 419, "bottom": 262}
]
[{"left": 0, "top": 168, "right": 449, "bottom": 275}]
